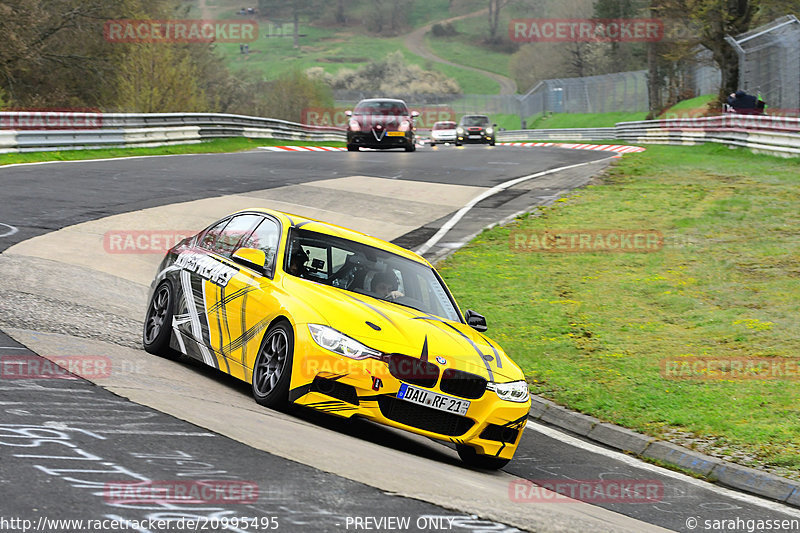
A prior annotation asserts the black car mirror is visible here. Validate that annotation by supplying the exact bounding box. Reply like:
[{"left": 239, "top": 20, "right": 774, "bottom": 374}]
[
  {"left": 345, "top": 110, "right": 352, "bottom": 117},
  {"left": 464, "top": 309, "right": 488, "bottom": 332}
]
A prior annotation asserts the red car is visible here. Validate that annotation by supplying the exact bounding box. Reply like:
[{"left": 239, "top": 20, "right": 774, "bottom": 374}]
[{"left": 346, "top": 98, "right": 418, "bottom": 152}]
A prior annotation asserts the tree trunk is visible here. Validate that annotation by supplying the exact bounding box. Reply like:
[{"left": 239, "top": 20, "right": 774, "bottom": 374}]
[{"left": 713, "top": 43, "right": 740, "bottom": 97}]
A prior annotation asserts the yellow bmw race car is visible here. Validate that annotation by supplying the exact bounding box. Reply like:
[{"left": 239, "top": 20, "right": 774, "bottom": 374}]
[{"left": 143, "top": 208, "right": 531, "bottom": 468}]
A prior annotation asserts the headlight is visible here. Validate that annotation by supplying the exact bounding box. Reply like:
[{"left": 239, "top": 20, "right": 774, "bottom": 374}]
[
  {"left": 486, "top": 380, "right": 529, "bottom": 402},
  {"left": 456, "top": 127, "right": 464, "bottom": 134},
  {"left": 486, "top": 127, "right": 494, "bottom": 134},
  {"left": 349, "top": 119, "right": 361, "bottom": 132},
  {"left": 308, "top": 324, "right": 381, "bottom": 360}
]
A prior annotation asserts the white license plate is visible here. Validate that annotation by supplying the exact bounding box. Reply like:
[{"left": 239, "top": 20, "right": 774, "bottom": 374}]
[
  {"left": 468, "top": 134, "right": 481, "bottom": 139},
  {"left": 397, "top": 383, "right": 470, "bottom": 415}
]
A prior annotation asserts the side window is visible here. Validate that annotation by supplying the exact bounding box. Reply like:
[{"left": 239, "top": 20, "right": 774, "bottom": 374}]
[
  {"left": 215, "top": 214, "right": 261, "bottom": 257},
  {"left": 240, "top": 218, "right": 280, "bottom": 274},
  {"left": 199, "top": 219, "right": 230, "bottom": 250}
]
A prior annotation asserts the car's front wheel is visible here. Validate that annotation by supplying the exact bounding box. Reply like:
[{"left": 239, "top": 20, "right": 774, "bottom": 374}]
[
  {"left": 143, "top": 281, "right": 174, "bottom": 356},
  {"left": 251, "top": 321, "right": 294, "bottom": 408},
  {"left": 456, "top": 444, "right": 511, "bottom": 470},
  {"left": 347, "top": 144, "right": 358, "bottom": 152}
]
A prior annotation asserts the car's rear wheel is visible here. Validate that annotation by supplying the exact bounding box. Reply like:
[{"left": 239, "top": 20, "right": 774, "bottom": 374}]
[
  {"left": 347, "top": 144, "right": 358, "bottom": 152},
  {"left": 405, "top": 143, "right": 416, "bottom": 152},
  {"left": 429, "top": 141, "right": 436, "bottom": 147},
  {"left": 456, "top": 444, "right": 511, "bottom": 470},
  {"left": 252, "top": 321, "right": 294, "bottom": 408},
  {"left": 455, "top": 141, "right": 462, "bottom": 147},
  {"left": 143, "top": 281, "right": 175, "bottom": 357}
]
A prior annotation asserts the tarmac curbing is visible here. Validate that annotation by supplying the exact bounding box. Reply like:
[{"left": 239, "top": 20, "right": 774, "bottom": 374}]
[{"left": 527, "top": 393, "right": 800, "bottom": 509}]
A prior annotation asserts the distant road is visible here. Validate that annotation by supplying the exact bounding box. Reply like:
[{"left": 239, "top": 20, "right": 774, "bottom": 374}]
[{"left": 403, "top": 9, "right": 518, "bottom": 96}]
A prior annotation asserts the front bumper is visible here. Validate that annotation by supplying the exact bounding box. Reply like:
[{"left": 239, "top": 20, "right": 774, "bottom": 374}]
[
  {"left": 348, "top": 131, "right": 414, "bottom": 149},
  {"left": 457, "top": 131, "right": 495, "bottom": 144},
  {"left": 288, "top": 327, "right": 531, "bottom": 460},
  {"left": 431, "top": 133, "right": 456, "bottom": 143}
]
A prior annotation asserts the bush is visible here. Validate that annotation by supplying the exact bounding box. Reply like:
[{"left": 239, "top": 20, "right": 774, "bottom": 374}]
[
  {"left": 431, "top": 23, "right": 457, "bottom": 37},
  {"left": 310, "top": 51, "right": 461, "bottom": 96}
]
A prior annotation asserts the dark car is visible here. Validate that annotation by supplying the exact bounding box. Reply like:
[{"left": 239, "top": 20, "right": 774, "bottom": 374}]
[
  {"left": 455, "top": 115, "right": 496, "bottom": 146},
  {"left": 346, "top": 98, "right": 418, "bottom": 152}
]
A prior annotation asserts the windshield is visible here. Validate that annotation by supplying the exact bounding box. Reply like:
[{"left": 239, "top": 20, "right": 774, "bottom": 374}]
[
  {"left": 284, "top": 229, "right": 461, "bottom": 323},
  {"left": 433, "top": 122, "right": 456, "bottom": 130},
  {"left": 353, "top": 101, "right": 409, "bottom": 116},
  {"left": 460, "top": 116, "right": 490, "bottom": 127}
]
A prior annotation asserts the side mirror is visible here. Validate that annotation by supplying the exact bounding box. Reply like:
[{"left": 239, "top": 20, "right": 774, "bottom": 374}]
[
  {"left": 411, "top": 111, "right": 420, "bottom": 118},
  {"left": 345, "top": 110, "right": 352, "bottom": 117},
  {"left": 232, "top": 247, "right": 267, "bottom": 275},
  {"left": 464, "top": 309, "right": 488, "bottom": 332}
]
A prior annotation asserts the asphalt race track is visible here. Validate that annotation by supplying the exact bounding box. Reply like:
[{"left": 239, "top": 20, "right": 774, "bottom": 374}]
[{"left": 1, "top": 145, "right": 799, "bottom": 532}]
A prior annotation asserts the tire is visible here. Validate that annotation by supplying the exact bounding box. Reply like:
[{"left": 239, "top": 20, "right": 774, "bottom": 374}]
[
  {"left": 455, "top": 141, "right": 462, "bottom": 147},
  {"left": 429, "top": 142, "right": 435, "bottom": 147},
  {"left": 456, "top": 444, "right": 511, "bottom": 470},
  {"left": 251, "top": 321, "right": 294, "bottom": 409},
  {"left": 490, "top": 140, "right": 496, "bottom": 146},
  {"left": 143, "top": 281, "right": 174, "bottom": 356},
  {"left": 405, "top": 143, "right": 416, "bottom": 152},
  {"left": 347, "top": 144, "right": 358, "bottom": 152}
]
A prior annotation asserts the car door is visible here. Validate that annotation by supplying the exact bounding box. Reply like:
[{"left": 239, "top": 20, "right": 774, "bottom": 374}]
[
  {"left": 218, "top": 215, "right": 282, "bottom": 378},
  {"left": 175, "top": 213, "right": 261, "bottom": 373}
]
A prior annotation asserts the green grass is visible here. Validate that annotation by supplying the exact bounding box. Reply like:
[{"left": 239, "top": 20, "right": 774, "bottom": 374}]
[
  {"left": 0, "top": 138, "right": 344, "bottom": 166},
  {"left": 528, "top": 111, "right": 649, "bottom": 129},
  {"left": 660, "top": 94, "right": 716, "bottom": 118},
  {"left": 198, "top": 0, "right": 501, "bottom": 95},
  {"left": 425, "top": 33, "right": 513, "bottom": 81},
  {"left": 439, "top": 144, "right": 800, "bottom": 473}
]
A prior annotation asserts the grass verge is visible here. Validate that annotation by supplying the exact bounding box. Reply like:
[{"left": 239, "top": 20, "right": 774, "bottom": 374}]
[
  {"left": 528, "top": 111, "right": 649, "bottom": 129},
  {"left": 439, "top": 144, "right": 800, "bottom": 476},
  {"left": 0, "top": 138, "right": 344, "bottom": 166}
]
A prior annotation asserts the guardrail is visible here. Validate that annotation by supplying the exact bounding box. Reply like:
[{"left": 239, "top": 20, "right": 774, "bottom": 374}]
[
  {"left": 3, "top": 111, "right": 800, "bottom": 157},
  {"left": 500, "top": 115, "right": 800, "bottom": 157},
  {"left": 0, "top": 112, "right": 346, "bottom": 153},
  {"left": 498, "top": 128, "right": 616, "bottom": 142}
]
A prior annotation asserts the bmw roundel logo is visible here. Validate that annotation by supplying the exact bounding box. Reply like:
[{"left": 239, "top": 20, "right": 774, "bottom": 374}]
[{"left": 436, "top": 356, "right": 447, "bottom": 365}]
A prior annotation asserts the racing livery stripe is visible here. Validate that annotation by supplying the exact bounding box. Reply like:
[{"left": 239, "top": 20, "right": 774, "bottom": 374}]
[
  {"left": 199, "top": 278, "right": 220, "bottom": 369},
  {"left": 412, "top": 315, "right": 494, "bottom": 382},
  {"left": 207, "top": 285, "right": 258, "bottom": 313},
  {"left": 214, "top": 283, "right": 231, "bottom": 373},
  {"left": 478, "top": 332, "right": 502, "bottom": 369},
  {"left": 493, "top": 413, "right": 529, "bottom": 457},
  {"left": 343, "top": 293, "right": 396, "bottom": 326},
  {"left": 180, "top": 270, "right": 216, "bottom": 367},
  {"left": 224, "top": 316, "right": 271, "bottom": 354}
]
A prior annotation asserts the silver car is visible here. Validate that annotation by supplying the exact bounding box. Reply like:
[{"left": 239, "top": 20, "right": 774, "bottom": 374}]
[{"left": 429, "top": 120, "right": 457, "bottom": 146}]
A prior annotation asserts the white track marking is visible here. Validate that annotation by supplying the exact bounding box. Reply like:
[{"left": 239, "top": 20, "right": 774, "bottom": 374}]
[
  {"left": 0, "top": 223, "right": 19, "bottom": 238},
  {"left": 526, "top": 421, "right": 800, "bottom": 517},
  {"left": 415, "top": 157, "right": 615, "bottom": 255}
]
